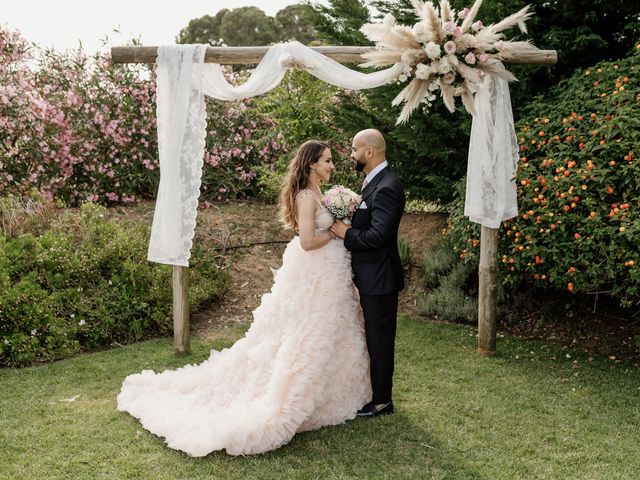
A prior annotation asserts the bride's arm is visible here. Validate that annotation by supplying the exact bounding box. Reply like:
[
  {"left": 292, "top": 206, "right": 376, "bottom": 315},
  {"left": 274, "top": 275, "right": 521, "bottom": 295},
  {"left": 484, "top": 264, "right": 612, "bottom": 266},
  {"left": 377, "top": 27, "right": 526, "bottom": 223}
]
[{"left": 296, "top": 191, "right": 334, "bottom": 251}]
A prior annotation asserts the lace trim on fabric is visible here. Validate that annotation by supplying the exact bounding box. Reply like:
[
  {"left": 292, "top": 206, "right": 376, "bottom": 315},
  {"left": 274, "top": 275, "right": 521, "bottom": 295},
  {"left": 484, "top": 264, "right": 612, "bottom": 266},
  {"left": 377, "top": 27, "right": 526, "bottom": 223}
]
[
  {"left": 464, "top": 62, "right": 519, "bottom": 229},
  {"left": 147, "top": 45, "right": 207, "bottom": 266}
]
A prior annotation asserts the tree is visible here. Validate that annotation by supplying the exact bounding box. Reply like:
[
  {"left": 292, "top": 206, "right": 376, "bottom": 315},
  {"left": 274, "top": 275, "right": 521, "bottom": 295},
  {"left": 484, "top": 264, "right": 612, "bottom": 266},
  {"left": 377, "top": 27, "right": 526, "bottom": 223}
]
[
  {"left": 307, "top": 0, "right": 371, "bottom": 46},
  {"left": 219, "top": 7, "right": 282, "bottom": 47},
  {"left": 177, "top": 5, "right": 318, "bottom": 47},
  {"left": 276, "top": 4, "right": 318, "bottom": 44},
  {"left": 176, "top": 9, "right": 228, "bottom": 45}
]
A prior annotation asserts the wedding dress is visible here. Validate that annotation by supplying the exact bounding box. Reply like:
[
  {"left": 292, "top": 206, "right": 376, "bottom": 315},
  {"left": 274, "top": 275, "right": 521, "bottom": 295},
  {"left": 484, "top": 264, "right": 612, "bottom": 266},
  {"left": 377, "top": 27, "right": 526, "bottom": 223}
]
[{"left": 117, "top": 198, "right": 371, "bottom": 456}]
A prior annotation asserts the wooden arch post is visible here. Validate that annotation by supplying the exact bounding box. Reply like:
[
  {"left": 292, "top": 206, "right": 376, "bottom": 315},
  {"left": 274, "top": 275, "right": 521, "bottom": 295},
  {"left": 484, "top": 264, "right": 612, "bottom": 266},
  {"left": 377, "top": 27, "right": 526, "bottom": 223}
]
[{"left": 110, "top": 45, "right": 556, "bottom": 356}]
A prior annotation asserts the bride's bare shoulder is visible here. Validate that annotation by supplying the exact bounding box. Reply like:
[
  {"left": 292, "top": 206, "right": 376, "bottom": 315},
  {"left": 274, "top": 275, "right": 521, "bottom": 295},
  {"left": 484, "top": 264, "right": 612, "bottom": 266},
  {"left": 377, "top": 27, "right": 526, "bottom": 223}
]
[
  {"left": 295, "top": 189, "right": 313, "bottom": 197},
  {"left": 295, "top": 189, "right": 315, "bottom": 203}
]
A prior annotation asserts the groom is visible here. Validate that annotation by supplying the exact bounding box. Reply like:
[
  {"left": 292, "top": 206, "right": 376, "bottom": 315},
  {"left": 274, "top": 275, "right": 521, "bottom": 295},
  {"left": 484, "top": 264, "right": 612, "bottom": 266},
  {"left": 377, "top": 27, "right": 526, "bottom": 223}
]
[{"left": 330, "top": 129, "right": 405, "bottom": 417}]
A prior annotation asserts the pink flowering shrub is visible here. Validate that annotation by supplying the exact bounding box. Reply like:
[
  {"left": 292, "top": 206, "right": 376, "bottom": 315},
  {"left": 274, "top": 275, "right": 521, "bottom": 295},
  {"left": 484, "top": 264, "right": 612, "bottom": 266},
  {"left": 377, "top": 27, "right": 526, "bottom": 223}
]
[
  {"left": 202, "top": 93, "right": 289, "bottom": 202},
  {"left": 0, "top": 28, "right": 289, "bottom": 205},
  {"left": 0, "top": 28, "right": 159, "bottom": 204}
]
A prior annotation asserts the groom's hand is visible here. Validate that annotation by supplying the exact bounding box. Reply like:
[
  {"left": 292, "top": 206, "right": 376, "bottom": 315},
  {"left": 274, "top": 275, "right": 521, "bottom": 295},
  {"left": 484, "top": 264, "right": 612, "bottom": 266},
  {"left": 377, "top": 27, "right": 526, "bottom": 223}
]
[{"left": 330, "top": 221, "right": 350, "bottom": 239}]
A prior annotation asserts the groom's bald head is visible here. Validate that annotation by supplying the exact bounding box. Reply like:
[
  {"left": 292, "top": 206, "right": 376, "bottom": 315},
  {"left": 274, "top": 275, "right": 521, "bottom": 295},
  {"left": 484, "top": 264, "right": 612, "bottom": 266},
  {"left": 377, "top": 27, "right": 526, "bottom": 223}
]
[
  {"left": 351, "top": 129, "right": 387, "bottom": 174},
  {"left": 354, "top": 129, "right": 386, "bottom": 154}
]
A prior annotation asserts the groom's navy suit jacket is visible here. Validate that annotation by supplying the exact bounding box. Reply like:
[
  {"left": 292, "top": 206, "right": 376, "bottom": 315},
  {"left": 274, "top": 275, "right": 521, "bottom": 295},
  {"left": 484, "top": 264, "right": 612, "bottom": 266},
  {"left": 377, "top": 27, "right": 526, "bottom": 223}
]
[{"left": 344, "top": 166, "right": 405, "bottom": 295}]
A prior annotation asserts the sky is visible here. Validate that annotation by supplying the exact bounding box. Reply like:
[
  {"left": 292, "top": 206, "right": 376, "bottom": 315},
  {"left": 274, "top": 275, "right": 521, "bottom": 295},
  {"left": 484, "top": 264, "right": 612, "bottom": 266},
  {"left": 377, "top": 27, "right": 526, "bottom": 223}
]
[{"left": 2, "top": 0, "right": 323, "bottom": 54}]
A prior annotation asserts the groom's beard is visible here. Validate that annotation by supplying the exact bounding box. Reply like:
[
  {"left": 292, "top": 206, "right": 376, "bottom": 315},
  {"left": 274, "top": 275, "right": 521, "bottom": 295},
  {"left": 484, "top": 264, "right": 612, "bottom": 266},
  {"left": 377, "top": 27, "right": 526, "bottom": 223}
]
[{"left": 353, "top": 156, "right": 366, "bottom": 172}]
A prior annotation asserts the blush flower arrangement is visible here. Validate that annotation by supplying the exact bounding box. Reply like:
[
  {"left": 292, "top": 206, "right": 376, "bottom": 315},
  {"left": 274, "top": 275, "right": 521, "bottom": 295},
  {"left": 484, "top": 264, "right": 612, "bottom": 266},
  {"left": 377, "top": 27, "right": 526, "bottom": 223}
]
[
  {"left": 359, "top": 0, "right": 538, "bottom": 123},
  {"left": 322, "top": 185, "right": 361, "bottom": 224}
]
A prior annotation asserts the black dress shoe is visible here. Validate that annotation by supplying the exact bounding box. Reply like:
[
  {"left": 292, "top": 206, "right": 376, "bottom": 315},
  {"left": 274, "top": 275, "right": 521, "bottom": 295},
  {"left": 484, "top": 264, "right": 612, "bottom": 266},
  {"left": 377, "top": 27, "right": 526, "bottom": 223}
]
[
  {"left": 371, "top": 401, "right": 394, "bottom": 416},
  {"left": 356, "top": 401, "right": 374, "bottom": 417}
]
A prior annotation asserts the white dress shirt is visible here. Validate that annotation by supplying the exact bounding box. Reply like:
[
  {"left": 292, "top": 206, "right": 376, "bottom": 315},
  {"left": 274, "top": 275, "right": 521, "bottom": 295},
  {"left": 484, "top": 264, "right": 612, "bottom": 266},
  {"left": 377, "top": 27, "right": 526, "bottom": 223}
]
[{"left": 362, "top": 160, "right": 388, "bottom": 190}]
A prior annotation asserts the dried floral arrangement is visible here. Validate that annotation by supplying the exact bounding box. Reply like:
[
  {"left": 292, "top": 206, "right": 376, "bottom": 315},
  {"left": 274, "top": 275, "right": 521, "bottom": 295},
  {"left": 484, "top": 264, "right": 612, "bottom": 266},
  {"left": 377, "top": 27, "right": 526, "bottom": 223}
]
[{"left": 360, "top": 0, "right": 538, "bottom": 122}]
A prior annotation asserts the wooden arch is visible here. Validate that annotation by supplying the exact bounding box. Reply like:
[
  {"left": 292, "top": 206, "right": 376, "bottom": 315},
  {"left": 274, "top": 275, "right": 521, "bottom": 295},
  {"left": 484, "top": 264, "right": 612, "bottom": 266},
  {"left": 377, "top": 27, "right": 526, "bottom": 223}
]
[{"left": 110, "top": 44, "right": 557, "bottom": 356}]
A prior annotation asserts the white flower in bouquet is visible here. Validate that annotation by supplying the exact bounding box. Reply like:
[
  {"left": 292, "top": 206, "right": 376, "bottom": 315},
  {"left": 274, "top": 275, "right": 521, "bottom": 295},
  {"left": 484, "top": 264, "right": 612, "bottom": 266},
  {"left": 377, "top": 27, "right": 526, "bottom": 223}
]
[
  {"left": 321, "top": 185, "right": 361, "bottom": 224},
  {"left": 442, "top": 21, "right": 455, "bottom": 34},
  {"left": 443, "top": 41, "right": 457, "bottom": 55},
  {"left": 413, "top": 22, "right": 429, "bottom": 43},
  {"left": 438, "top": 57, "right": 452, "bottom": 74},
  {"left": 424, "top": 42, "right": 442, "bottom": 60},
  {"left": 415, "top": 63, "right": 431, "bottom": 80},
  {"left": 472, "top": 20, "right": 484, "bottom": 32}
]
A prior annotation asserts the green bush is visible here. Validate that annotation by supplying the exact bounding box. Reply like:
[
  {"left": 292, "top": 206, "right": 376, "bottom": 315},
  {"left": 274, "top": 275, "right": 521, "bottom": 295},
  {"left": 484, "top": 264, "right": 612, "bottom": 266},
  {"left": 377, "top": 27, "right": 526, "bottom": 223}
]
[
  {"left": 253, "top": 70, "right": 360, "bottom": 202},
  {"left": 446, "top": 45, "right": 640, "bottom": 309},
  {"left": 0, "top": 202, "right": 229, "bottom": 367},
  {"left": 418, "top": 235, "right": 478, "bottom": 323},
  {"left": 418, "top": 261, "right": 478, "bottom": 323},
  {"left": 422, "top": 238, "right": 456, "bottom": 289}
]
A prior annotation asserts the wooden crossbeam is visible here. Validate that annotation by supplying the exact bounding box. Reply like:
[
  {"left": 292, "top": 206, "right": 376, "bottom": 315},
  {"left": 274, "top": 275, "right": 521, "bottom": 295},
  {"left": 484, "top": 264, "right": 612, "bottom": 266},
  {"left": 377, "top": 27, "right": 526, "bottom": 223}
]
[{"left": 110, "top": 45, "right": 557, "bottom": 65}]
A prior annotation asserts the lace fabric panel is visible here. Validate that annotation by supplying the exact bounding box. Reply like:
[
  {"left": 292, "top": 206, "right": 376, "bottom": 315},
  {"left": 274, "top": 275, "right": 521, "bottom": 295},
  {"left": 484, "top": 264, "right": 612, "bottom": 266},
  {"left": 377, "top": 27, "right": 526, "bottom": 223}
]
[
  {"left": 464, "top": 63, "right": 519, "bottom": 229},
  {"left": 147, "top": 45, "right": 208, "bottom": 266}
]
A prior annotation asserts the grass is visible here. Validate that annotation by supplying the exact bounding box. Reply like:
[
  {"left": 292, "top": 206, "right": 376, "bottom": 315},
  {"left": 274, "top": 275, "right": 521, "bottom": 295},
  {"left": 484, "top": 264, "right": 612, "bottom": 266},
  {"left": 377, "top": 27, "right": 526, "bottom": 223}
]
[{"left": 1, "top": 318, "right": 639, "bottom": 480}]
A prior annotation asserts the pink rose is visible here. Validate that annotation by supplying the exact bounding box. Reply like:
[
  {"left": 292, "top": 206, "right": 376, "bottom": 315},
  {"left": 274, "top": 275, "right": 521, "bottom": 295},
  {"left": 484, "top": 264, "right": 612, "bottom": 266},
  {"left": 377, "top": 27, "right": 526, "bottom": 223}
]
[
  {"left": 464, "top": 52, "right": 476, "bottom": 64},
  {"left": 458, "top": 7, "right": 470, "bottom": 19},
  {"left": 472, "top": 21, "right": 483, "bottom": 32},
  {"left": 444, "top": 41, "right": 457, "bottom": 55}
]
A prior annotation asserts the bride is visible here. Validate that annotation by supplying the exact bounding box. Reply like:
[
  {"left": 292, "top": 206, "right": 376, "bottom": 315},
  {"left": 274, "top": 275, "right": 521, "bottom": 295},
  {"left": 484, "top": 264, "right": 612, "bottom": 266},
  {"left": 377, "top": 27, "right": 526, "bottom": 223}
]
[{"left": 117, "top": 139, "right": 371, "bottom": 457}]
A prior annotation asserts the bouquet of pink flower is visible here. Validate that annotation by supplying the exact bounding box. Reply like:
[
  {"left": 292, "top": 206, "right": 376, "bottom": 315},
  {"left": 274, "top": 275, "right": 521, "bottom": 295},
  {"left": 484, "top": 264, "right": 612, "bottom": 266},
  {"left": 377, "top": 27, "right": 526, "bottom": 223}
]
[{"left": 322, "top": 185, "right": 361, "bottom": 224}]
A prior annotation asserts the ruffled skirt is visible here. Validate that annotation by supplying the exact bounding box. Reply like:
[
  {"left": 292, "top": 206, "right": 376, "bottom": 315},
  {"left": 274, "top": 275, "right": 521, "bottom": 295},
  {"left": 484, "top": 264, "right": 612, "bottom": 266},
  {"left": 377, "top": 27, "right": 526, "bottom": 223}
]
[{"left": 116, "top": 237, "right": 371, "bottom": 456}]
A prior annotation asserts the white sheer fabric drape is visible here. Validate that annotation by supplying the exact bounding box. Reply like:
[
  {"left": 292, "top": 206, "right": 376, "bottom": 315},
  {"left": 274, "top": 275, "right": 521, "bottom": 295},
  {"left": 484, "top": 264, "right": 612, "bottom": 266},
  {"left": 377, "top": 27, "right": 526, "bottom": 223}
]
[
  {"left": 464, "top": 67, "right": 519, "bottom": 229},
  {"left": 148, "top": 45, "right": 208, "bottom": 266},
  {"left": 148, "top": 42, "right": 518, "bottom": 266}
]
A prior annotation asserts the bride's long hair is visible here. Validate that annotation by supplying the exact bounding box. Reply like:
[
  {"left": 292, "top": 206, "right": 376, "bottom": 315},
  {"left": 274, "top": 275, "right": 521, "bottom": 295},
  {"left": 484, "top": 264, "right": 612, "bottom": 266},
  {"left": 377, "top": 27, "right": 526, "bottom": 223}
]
[{"left": 279, "top": 139, "right": 330, "bottom": 231}]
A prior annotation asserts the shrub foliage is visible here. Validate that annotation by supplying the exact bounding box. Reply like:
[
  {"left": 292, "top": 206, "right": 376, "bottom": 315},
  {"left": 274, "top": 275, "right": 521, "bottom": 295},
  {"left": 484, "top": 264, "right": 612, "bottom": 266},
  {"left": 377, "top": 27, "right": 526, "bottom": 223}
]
[
  {"left": 447, "top": 46, "right": 640, "bottom": 308},
  {"left": 0, "top": 202, "right": 229, "bottom": 367}
]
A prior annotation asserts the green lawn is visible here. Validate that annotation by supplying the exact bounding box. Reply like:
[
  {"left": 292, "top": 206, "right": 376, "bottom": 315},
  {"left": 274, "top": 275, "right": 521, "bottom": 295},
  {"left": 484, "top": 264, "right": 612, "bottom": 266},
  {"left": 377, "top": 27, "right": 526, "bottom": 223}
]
[{"left": 1, "top": 318, "right": 638, "bottom": 480}]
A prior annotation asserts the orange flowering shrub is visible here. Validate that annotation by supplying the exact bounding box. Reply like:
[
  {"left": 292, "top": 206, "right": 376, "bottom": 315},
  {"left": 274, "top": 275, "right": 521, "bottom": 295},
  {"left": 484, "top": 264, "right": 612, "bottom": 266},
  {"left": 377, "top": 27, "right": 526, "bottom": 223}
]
[{"left": 447, "top": 44, "right": 639, "bottom": 308}]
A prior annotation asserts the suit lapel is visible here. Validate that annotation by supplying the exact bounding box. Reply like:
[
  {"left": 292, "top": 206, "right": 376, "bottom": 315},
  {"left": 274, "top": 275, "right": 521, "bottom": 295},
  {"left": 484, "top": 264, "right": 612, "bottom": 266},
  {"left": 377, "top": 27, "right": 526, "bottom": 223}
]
[
  {"left": 360, "top": 166, "right": 390, "bottom": 205},
  {"left": 352, "top": 167, "right": 391, "bottom": 226}
]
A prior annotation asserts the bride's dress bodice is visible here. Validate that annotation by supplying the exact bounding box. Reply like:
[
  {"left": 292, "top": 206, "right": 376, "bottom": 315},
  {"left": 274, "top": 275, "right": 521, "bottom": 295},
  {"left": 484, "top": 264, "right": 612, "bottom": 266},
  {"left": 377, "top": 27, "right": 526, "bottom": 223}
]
[{"left": 315, "top": 204, "right": 334, "bottom": 232}]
